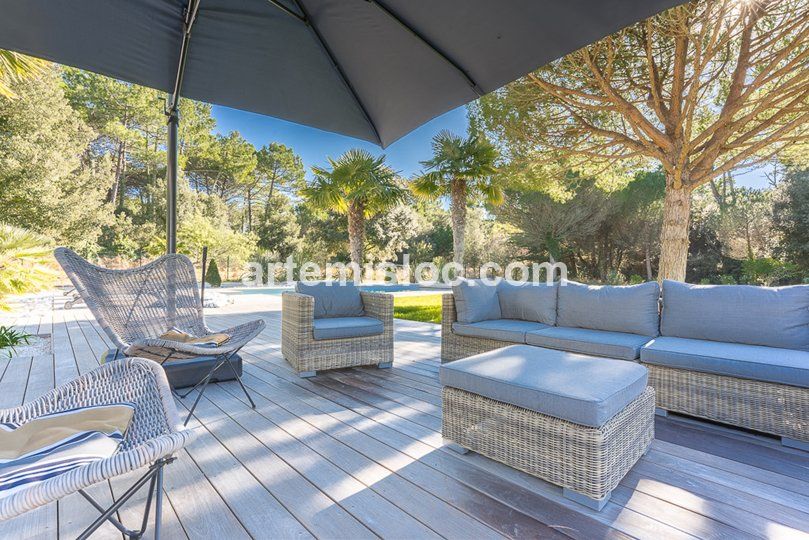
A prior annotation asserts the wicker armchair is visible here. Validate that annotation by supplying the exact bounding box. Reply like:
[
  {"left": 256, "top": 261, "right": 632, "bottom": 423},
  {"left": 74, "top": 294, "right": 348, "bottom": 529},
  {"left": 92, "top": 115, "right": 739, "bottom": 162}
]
[
  {"left": 441, "top": 293, "right": 507, "bottom": 363},
  {"left": 0, "top": 358, "right": 195, "bottom": 539},
  {"left": 54, "top": 247, "right": 265, "bottom": 425},
  {"left": 282, "top": 291, "right": 393, "bottom": 377}
]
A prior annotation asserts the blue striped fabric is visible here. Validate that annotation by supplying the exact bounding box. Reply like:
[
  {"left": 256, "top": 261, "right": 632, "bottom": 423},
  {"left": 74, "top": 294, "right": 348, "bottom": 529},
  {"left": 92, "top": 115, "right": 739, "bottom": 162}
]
[{"left": 0, "top": 404, "right": 133, "bottom": 498}]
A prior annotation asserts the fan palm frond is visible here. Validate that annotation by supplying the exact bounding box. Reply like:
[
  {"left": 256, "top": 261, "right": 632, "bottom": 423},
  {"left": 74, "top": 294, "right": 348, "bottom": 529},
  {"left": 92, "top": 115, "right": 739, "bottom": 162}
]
[
  {"left": 0, "top": 224, "right": 56, "bottom": 310},
  {"left": 0, "top": 50, "right": 47, "bottom": 99}
]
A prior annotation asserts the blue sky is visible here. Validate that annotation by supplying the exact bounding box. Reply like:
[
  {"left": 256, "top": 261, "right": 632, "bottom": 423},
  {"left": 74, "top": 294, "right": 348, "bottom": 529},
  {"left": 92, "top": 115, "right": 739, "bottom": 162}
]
[
  {"left": 212, "top": 104, "right": 770, "bottom": 188},
  {"left": 212, "top": 105, "right": 468, "bottom": 180}
]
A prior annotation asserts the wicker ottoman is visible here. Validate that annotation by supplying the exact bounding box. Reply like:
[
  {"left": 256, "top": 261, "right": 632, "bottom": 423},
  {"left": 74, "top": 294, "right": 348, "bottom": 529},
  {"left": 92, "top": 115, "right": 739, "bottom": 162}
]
[{"left": 440, "top": 345, "right": 655, "bottom": 510}]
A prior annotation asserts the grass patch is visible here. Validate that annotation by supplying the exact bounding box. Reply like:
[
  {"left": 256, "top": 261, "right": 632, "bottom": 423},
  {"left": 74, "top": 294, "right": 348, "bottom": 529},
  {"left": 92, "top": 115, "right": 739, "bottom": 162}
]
[{"left": 393, "top": 294, "right": 443, "bottom": 323}]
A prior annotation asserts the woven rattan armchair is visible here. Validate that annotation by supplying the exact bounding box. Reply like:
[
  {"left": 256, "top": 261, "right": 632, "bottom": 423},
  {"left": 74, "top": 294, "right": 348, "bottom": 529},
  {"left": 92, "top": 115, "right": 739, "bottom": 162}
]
[
  {"left": 54, "top": 247, "right": 265, "bottom": 424},
  {"left": 0, "top": 358, "right": 195, "bottom": 539},
  {"left": 282, "top": 291, "right": 393, "bottom": 377}
]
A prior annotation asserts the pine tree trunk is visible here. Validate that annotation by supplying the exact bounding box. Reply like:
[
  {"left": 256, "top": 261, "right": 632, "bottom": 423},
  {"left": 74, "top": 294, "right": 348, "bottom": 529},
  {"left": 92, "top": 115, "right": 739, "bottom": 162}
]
[
  {"left": 109, "top": 140, "right": 126, "bottom": 207},
  {"left": 347, "top": 201, "right": 365, "bottom": 280},
  {"left": 266, "top": 177, "right": 276, "bottom": 218},
  {"left": 246, "top": 190, "right": 253, "bottom": 232},
  {"left": 645, "top": 244, "right": 653, "bottom": 282},
  {"left": 658, "top": 180, "right": 692, "bottom": 282},
  {"left": 450, "top": 178, "right": 467, "bottom": 275}
]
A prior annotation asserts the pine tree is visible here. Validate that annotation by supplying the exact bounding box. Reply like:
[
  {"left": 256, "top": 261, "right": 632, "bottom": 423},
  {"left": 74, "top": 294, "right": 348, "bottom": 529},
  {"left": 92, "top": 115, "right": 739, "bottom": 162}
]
[{"left": 205, "top": 259, "right": 222, "bottom": 287}]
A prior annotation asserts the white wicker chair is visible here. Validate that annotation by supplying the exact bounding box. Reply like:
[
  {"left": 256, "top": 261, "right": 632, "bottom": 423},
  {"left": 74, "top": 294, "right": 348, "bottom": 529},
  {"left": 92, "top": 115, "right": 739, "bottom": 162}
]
[
  {"left": 54, "top": 247, "right": 265, "bottom": 424},
  {"left": 0, "top": 358, "right": 195, "bottom": 539}
]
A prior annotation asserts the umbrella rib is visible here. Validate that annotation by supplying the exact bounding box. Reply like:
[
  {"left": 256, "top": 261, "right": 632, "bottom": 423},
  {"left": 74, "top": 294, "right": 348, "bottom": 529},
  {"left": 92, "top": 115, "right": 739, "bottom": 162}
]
[
  {"left": 289, "top": 0, "right": 382, "bottom": 145},
  {"left": 265, "top": 0, "right": 306, "bottom": 23},
  {"left": 168, "top": 0, "right": 202, "bottom": 112},
  {"left": 366, "top": 0, "right": 483, "bottom": 97}
]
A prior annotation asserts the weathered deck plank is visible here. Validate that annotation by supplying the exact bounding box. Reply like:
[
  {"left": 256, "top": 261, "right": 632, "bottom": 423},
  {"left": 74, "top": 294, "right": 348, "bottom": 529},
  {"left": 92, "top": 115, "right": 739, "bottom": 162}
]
[{"left": 0, "top": 295, "right": 807, "bottom": 540}]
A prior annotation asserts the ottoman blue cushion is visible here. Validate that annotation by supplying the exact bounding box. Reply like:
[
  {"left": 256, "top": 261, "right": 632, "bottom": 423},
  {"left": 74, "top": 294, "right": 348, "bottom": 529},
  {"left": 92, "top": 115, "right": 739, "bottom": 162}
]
[
  {"left": 452, "top": 319, "right": 549, "bottom": 343},
  {"left": 312, "top": 316, "right": 383, "bottom": 340},
  {"left": 439, "top": 345, "right": 648, "bottom": 427},
  {"left": 641, "top": 336, "right": 809, "bottom": 388},
  {"left": 526, "top": 327, "right": 652, "bottom": 360},
  {"left": 295, "top": 281, "right": 365, "bottom": 319}
]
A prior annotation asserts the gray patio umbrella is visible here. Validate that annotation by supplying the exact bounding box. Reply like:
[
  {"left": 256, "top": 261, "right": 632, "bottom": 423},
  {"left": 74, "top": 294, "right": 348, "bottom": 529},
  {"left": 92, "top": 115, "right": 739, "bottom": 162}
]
[{"left": 0, "top": 0, "right": 682, "bottom": 252}]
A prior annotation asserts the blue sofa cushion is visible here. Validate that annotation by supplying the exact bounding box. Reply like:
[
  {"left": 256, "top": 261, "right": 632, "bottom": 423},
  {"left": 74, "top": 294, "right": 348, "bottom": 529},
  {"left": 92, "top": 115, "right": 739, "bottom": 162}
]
[
  {"left": 497, "top": 281, "right": 557, "bottom": 325},
  {"left": 452, "top": 319, "right": 549, "bottom": 343},
  {"left": 641, "top": 336, "right": 809, "bottom": 388},
  {"left": 525, "top": 327, "right": 652, "bottom": 361},
  {"left": 557, "top": 281, "right": 660, "bottom": 336},
  {"left": 440, "top": 345, "right": 648, "bottom": 428},
  {"left": 452, "top": 279, "right": 501, "bottom": 323},
  {"left": 661, "top": 280, "right": 809, "bottom": 350},
  {"left": 312, "top": 316, "right": 383, "bottom": 340},
  {"left": 295, "top": 281, "right": 365, "bottom": 319}
]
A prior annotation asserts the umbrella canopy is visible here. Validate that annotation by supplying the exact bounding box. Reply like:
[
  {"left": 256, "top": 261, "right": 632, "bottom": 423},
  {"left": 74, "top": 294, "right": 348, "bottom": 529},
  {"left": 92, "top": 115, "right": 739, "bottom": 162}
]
[{"left": 0, "top": 0, "right": 681, "bottom": 147}]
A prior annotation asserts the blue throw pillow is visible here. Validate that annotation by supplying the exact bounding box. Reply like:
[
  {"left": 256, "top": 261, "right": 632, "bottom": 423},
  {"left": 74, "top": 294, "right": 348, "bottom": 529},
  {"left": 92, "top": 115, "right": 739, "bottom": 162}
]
[
  {"left": 295, "top": 281, "right": 365, "bottom": 319},
  {"left": 452, "top": 279, "right": 501, "bottom": 323}
]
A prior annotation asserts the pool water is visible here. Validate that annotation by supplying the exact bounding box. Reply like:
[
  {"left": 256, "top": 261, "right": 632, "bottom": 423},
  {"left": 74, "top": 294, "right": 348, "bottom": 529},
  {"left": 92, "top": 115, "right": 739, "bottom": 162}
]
[{"left": 224, "top": 283, "right": 442, "bottom": 295}]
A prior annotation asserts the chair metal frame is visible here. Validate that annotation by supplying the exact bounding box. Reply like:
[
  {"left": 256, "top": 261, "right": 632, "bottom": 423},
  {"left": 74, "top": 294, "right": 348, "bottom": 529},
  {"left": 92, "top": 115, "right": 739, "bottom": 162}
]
[{"left": 54, "top": 247, "right": 265, "bottom": 424}]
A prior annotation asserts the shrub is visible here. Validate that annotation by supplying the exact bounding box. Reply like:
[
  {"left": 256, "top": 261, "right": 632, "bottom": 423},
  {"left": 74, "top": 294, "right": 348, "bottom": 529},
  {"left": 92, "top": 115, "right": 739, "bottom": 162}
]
[
  {"left": 205, "top": 259, "right": 222, "bottom": 288},
  {"left": 604, "top": 270, "right": 627, "bottom": 285},
  {"left": 741, "top": 258, "right": 799, "bottom": 286},
  {"left": 718, "top": 274, "right": 737, "bottom": 285}
]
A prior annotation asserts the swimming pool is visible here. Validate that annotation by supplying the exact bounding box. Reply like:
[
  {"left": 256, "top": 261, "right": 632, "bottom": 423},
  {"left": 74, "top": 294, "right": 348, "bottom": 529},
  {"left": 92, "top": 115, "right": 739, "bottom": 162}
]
[{"left": 223, "top": 283, "right": 444, "bottom": 295}]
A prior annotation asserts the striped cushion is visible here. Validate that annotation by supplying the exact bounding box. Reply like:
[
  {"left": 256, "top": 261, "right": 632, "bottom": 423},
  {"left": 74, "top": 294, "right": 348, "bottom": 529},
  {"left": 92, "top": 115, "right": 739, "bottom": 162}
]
[{"left": 0, "top": 403, "right": 134, "bottom": 497}]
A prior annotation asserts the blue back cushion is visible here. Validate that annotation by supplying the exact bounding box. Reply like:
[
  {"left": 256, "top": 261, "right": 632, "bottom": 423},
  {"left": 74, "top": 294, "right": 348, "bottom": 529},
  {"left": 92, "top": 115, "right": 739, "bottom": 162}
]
[
  {"left": 295, "top": 281, "right": 365, "bottom": 319},
  {"left": 661, "top": 280, "right": 809, "bottom": 350},
  {"left": 557, "top": 281, "right": 660, "bottom": 336},
  {"left": 497, "top": 281, "right": 557, "bottom": 325},
  {"left": 452, "top": 279, "right": 501, "bottom": 323}
]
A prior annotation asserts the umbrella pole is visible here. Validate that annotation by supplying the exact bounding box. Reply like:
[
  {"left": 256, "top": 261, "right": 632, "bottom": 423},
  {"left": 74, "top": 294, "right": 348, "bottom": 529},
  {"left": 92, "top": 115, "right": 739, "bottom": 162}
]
[
  {"left": 165, "top": 0, "right": 201, "bottom": 255},
  {"left": 166, "top": 103, "right": 178, "bottom": 254}
]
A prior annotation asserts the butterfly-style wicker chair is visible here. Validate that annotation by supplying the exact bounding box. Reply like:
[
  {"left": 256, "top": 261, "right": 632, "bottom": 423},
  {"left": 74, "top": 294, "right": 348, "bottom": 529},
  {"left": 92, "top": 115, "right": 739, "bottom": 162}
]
[
  {"left": 54, "top": 247, "right": 265, "bottom": 425},
  {"left": 0, "top": 358, "right": 195, "bottom": 539}
]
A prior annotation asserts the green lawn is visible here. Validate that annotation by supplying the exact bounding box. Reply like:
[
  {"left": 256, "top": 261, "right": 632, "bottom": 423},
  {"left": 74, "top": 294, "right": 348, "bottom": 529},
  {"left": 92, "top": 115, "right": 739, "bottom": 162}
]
[{"left": 393, "top": 294, "right": 443, "bottom": 323}]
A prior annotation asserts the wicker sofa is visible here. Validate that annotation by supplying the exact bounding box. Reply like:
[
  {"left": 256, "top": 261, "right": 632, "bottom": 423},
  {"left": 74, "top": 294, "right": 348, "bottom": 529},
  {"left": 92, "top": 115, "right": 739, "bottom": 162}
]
[
  {"left": 441, "top": 279, "right": 809, "bottom": 448},
  {"left": 282, "top": 282, "right": 393, "bottom": 377}
]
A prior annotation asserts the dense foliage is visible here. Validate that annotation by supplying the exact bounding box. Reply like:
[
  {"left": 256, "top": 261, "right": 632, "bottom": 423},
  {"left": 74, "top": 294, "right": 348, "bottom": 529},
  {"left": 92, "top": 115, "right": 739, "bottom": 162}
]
[{"left": 0, "top": 19, "right": 806, "bottom": 288}]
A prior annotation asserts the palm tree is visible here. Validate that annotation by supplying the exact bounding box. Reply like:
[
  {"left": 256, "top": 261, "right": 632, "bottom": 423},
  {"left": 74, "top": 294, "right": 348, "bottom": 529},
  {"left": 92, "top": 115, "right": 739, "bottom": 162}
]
[
  {"left": 0, "top": 50, "right": 46, "bottom": 99},
  {"left": 412, "top": 130, "right": 502, "bottom": 272},
  {"left": 303, "top": 149, "right": 405, "bottom": 273},
  {"left": 0, "top": 224, "right": 55, "bottom": 310}
]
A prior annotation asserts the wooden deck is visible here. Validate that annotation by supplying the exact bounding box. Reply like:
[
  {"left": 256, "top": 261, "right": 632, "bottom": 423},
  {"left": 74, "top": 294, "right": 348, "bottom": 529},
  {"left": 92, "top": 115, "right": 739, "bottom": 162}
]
[{"left": 1, "top": 294, "right": 808, "bottom": 540}]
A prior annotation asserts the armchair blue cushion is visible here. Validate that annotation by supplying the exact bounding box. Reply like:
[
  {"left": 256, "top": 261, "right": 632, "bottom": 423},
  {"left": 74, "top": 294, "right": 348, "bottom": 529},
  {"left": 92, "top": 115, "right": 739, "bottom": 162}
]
[
  {"left": 312, "top": 316, "right": 384, "bottom": 340},
  {"left": 295, "top": 281, "right": 365, "bottom": 319}
]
